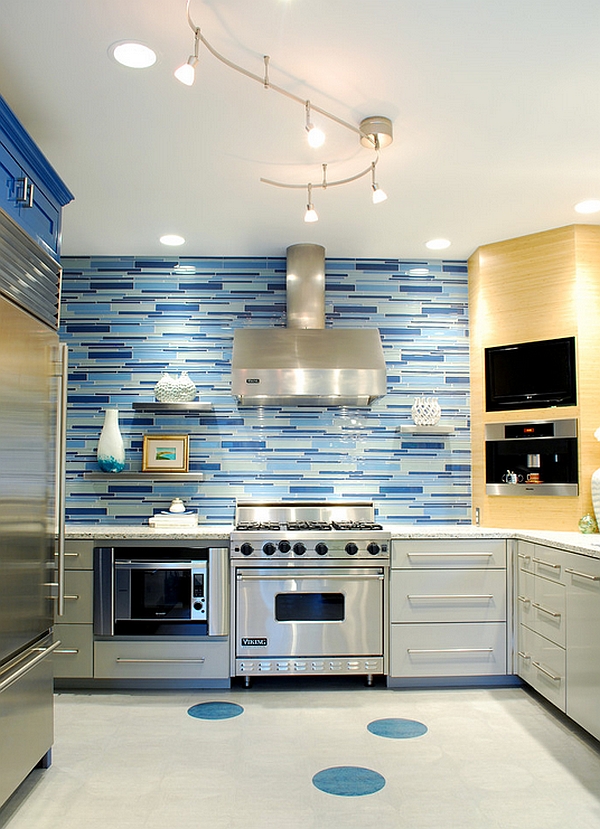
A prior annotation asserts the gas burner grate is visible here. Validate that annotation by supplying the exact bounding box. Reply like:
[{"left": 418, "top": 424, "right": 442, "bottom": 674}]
[
  {"left": 331, "top": 521, "right": 384, "bottom": 531},
  {"left": 286, "top": 521, "right": 332, "bottom": 532},
  {"left": 235, "top": 521, "right": 282, "bottom": 532}
]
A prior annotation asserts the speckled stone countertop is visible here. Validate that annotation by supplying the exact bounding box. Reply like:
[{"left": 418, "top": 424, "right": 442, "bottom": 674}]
[
  {"left": 64, "top": 524, "right": 232, "bottom": 542},
  {"left": 385, "top": 525, "right": 600, "bottom": 559},
  {"left": 64, "top": 522, "right": 600, "bottom": 558}
]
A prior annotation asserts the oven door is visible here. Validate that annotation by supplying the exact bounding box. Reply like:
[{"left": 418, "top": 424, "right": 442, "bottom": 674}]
[{"left": 235, "top": 567, "right": 384, "bottom": 658}]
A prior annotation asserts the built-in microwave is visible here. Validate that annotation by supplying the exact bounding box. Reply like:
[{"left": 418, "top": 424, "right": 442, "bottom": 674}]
[{"left": 94, "top": 546, "right": 229, "bottom": 637}]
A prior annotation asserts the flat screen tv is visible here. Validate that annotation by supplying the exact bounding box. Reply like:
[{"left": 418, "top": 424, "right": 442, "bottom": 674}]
[{"left": 485, "top": 336, "right": 576, "bottom": 412}]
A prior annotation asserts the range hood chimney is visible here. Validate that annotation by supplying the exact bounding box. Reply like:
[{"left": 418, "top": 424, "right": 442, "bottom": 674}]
[{"left": 231, "top": 244, "right": 387, "bottom": 407}]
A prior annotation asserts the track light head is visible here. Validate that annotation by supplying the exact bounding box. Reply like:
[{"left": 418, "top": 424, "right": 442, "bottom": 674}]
[
  {"left": 372, "top": 185, "right": 387, "bottom": 204},
  {"left": 305, "top": 101, "right": 325, "bottom": 148},
  {"left": 175, "top": 55, "right": 198, "bottom": 85},
  {"left": 304, "top": 184, "right": 319, "bottom": 222},
  {"left": 306, "top": 124, "right": 325, "bottom": 148},
  {"left": 175, "top": 24, "right": 200, "bottom": 86}
]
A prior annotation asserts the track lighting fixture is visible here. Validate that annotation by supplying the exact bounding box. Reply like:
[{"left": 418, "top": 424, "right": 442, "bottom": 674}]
[
  {"left": 174, "top": 24, "right": 200, "bottom": 85},
  {"left": 304, "top": 184, "right": 319, "bottom": 223},
  {"left": 305, "top": 102, "right": 325, "bottom": 149},
  {"left": 371, "top": 162, "right": 387, "bottom": 204},
  {"left": 176, "top": 0, "right": 393, "bottom": 220}
]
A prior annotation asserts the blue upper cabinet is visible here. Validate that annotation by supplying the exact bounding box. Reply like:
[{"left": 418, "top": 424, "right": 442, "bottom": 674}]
[{"left": 0, "top": 95, "right": 74, "bottom": 259}]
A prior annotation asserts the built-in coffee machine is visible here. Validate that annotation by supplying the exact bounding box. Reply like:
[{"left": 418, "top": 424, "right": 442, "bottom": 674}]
[{"left": 485, "top": 418, "right": 578, "bottom": 496}]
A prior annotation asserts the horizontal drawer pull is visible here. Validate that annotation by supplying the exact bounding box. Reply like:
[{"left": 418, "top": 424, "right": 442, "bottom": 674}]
[
  {"left": 55, "top": 648, "right": 79, "bottom": 655},
  {"left": 64, "top": 594, "right": 80, "bottom": 601},
  {"left": 517, "top": 651, "right": 530, "bottom": 659},
  {"left": 564, "top": 567, "right": 600, "bottom": 582},
  {"left": 406, "top": 552, "right": 494, "bottom": 557},
  {"left": 517, "top": 595, "right": 531, "bottom": 604},
  {"left": 115, "top": 658, "right": 206, "bottom": 664},
  {"left": 532, "top": 557, "right": 560, "bottom": 569},
  {"left": 65, "top": 552, "right": 80, "bottom": 558},
  {"left": 531, "top": 660, "right": 561, "bottom": 682},
  {"left": 531, "top": 602, "right": 561, "bottom": 618},
  {"left": 407, "top": 594, "right": 494, "bottom": 600},
  {"left": 407, "top": 647, "right": 494, "bottom": 654},
  {"left": 517, "top": 553, "right": 531, "bottom": 561}
]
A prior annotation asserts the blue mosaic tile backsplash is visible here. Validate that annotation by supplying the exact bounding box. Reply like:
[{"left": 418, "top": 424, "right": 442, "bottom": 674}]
[{"left": 60, "top": 254, "right": 471, "bottom": 525}]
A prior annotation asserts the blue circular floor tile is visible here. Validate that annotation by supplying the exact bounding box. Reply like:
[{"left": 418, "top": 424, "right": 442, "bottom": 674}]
[
  {"left": 312, "top": 766, "right": 385, "bottom": 797},
  {"left": 187, "top": 701, "right": 244, "bottom": 720},
  {"left": 367, "top": 717, "right": 428, "bottom": 739}
]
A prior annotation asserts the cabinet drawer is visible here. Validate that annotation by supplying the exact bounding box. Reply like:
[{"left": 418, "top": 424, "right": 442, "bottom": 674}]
[
  {"left": 392, "top": 539, "right": 506, "bottom": 569},
  {"left": 390, "top": 569, "right": 506, "bottom": 623},
  {"left": 517, "top": 542, "right": 564, "bottom": 582},
  {"left": 389, "top": 622, "right": 507, "bottom": 677},
  {"left": 94, "top": 640, "right": 230, "bottom": 680},
  {"left": 63, "top": 540, "right": 94, "bottom": 570},
  {"left": 58, "top": 570, "right": 93, "bottom": 625},
  {"left": 518, "top": 572, "right": 565, "bottom": 647},
  {"left": 53, "top": 624, "right": 93, "bottom": 678},
  {"left": 517, "top": 625, "right": 565, "bottom": 711}
]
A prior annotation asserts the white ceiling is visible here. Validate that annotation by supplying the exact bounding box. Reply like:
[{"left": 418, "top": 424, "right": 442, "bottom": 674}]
[{"left": 1, "top": 0, "right": 599, "bottom": 260}]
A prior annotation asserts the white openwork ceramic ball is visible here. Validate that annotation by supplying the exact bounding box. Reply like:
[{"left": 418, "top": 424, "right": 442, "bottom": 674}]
[{"left": 411, "top": 396, "right": 442, "bottom": 426}]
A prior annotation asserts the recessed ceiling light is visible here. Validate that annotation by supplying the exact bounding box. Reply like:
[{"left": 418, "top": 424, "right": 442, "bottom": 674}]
[
  {"left": 160, "top": 234, "right": 185, "bottom": 246},
  {"left": 408, "top": 268, "right": 430, "bottom": 276},
  {"left": 109, "top": 41, "right": 157, "bottom": 69},
  {"left": 574, "top": 199, "right": 600, "bottom": 214},
  {"left": 425, "top": 238, "right": 451, "bottom": 250}
]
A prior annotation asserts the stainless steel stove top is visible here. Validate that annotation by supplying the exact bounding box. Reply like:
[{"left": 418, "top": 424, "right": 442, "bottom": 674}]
[{"left": 230, "top": 501, "right": 390, "bottom": 561}]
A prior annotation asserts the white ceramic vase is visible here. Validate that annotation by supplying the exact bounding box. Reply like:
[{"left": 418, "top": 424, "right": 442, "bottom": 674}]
[
  {"left": 411, "top": 396, "right": 442, "bottom": 426},
  {"left": 176, "top": 371, "right": 197, "bottom": 402},
  {"left": 592, "top": 467, "right": 600, "bottom": 528},
  {"left": 97, "top": 408, "right": 125, "bottom": 473},
  {"left": 154, "top": 372, "right": 179, "bottom": 402}
]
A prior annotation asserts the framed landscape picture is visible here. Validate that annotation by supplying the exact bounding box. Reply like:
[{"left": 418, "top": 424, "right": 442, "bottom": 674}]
[{"left": 142, "top": 434, "right": 189, "bottom": 472}]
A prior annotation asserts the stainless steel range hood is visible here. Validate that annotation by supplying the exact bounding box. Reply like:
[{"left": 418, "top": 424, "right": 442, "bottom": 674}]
[{"left": 231, "top": 244, "right": 387, "bottom": 407}]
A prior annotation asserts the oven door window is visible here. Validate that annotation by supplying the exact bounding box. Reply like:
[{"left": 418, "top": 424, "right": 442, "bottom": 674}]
[
  {"left": 130, "top": 568, "right": 190, "bottom": 619},
  {"left": 275, "top": 592, "right": 344, "bottom": 622}
]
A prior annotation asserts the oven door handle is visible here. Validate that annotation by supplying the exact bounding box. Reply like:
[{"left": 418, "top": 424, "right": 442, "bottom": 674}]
[
  {"left": 236, "top": 571, "right": 385, "bottom": 581},
  {"left": 114, "top": 561, "right": 201, "bottom": 569}
]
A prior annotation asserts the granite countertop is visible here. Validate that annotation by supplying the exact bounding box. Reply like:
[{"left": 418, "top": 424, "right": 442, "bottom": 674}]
[
  {"left": 64, "top": 521, "right": 600, "bottom": 558},
  {"left": 64, "top": 523, "right": 233, "bottom": 541},
  {"left": 385, "top": 524, "right": 600, "bottom": 559}
]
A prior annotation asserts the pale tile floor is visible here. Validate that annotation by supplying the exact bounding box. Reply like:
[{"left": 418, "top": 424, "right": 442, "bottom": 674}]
[{"left": 2, "top": 681, "right": 600, "bottom": 829}]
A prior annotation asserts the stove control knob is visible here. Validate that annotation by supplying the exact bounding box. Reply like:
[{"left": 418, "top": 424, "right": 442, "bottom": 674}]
[
  {"left": 293, "top": 542, "right": 306, "bottom": 556},
  {"left": 278, "top": 540, "right": 291, "bottom": 553},
  {"left": 193, "top": 601, "right": 203, "bottom": 611},
  {"left": 345, "top": 542, "right": 359, "bottom": 556},
  {"left": 263, "top": 542, "right": 276, "bottom": 556},
  {"left": 240, "top": 543, "right": 254, "bottom": 556},
  {"left": 315, "top": 543, "right": 328, "bottom": 556},
  {"left": 367, "top": 542, "right": 381, "bottom": 556}
]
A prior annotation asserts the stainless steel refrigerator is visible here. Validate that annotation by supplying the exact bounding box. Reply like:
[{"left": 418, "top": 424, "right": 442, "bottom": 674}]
[{"left": 0, "top": 207, "right": 66, "bottom": 809}]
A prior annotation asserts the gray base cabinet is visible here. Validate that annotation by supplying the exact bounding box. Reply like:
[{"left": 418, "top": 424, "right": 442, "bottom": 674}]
[
  {"left": 564, "top": 552, "right": 600, "bottom": 739},
  {"left": 94, "top": 640, "right": 229, "bottom": 680},
  {"left": 516, "top": 542, "right": 566, "bottom": 711},
  {"left": 53, "top": 540, "right": 94, "bottom": 679},
  {"left": 516, "top": 541, "right": 600, "bottom": 741},
  {"left": 56, "top": 538, "right": 230, "bottom": 687},
  {"left": 388, "top": 538, "right": 508, "bottom": 684}
]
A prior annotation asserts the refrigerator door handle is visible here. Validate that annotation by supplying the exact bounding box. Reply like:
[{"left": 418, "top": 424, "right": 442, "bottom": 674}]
[
  {"left": 55, "top": 343, "right": 68, "bottom": 617},
  {"left": 0, "top": 639, "right": 61, "bottom": 694}
]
